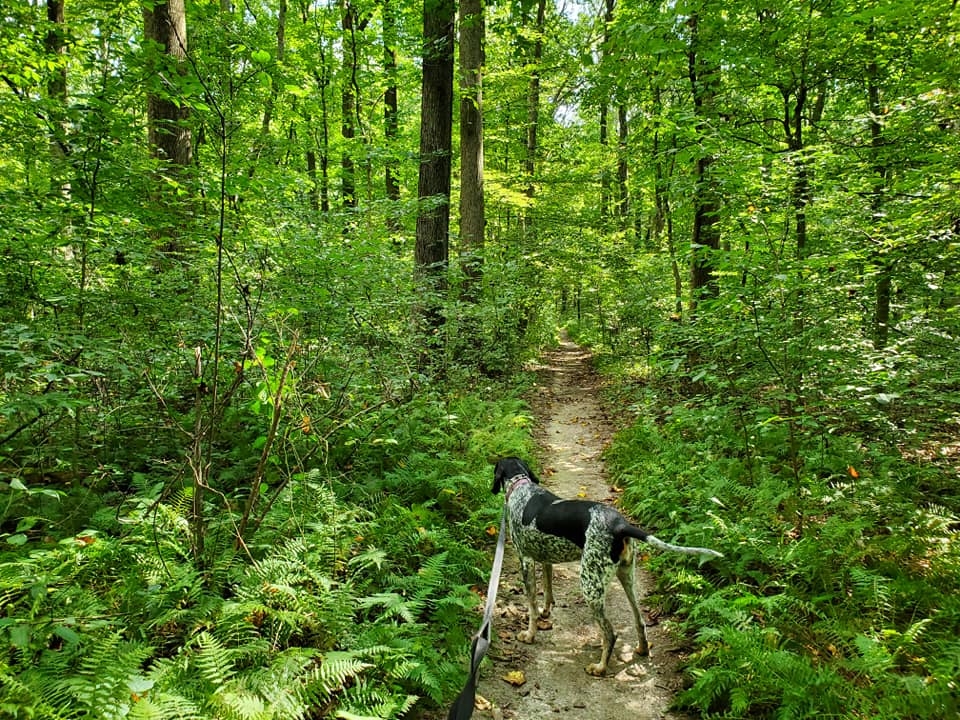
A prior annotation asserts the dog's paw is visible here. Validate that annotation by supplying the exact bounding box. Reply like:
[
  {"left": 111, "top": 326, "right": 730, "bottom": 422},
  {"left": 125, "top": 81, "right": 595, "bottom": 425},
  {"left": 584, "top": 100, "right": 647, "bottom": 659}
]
[
  {"left": 517, "top": 629, "right": 536, "bottom": 644},
  {"left": 538, "top": 607, "right": 552, "bottom": 619},
  {"left": 585, "top": 662, "right": 607, "bottom": 677}
]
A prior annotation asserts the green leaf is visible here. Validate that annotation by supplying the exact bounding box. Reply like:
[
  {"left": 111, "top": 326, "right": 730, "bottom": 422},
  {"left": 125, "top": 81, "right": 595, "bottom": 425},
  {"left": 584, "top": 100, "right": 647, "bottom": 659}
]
[{"left": 9, "top": 624, "right": 30, "bottom": 647}]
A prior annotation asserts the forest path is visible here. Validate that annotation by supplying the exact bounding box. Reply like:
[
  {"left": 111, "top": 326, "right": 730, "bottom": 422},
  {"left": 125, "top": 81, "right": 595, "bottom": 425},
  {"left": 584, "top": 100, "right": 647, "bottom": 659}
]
[{"left": 475, "top": 334, "right": 692, "bottom": 720}]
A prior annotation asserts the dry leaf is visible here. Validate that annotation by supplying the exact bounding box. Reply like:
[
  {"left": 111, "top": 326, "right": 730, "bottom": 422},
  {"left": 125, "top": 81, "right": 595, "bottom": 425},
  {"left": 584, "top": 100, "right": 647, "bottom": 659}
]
[{"left": 502, "top": 670, "right": 526, "bottom": 687}]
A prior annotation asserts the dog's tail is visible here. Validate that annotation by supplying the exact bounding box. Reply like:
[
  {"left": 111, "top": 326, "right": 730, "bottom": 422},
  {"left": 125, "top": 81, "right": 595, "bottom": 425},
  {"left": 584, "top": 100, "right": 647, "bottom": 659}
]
[{"left": 626, "top": 526, "right": 723, "bottom": 559}]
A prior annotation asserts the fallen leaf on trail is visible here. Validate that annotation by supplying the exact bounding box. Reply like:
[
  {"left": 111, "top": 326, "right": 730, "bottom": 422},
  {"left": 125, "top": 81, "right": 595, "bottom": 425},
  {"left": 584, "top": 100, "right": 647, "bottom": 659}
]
[
  {"left": 502, "top": 670, "right": 526, "bottom": 687},
  {"left": 474, "top": 695, "right": 492, "bottom": 711}
]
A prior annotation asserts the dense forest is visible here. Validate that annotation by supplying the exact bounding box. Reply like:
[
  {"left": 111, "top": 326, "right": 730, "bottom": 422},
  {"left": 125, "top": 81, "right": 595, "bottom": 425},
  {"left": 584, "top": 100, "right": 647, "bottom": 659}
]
[{"left": 1, "top": 0, "right": 958, "bottom": 718}]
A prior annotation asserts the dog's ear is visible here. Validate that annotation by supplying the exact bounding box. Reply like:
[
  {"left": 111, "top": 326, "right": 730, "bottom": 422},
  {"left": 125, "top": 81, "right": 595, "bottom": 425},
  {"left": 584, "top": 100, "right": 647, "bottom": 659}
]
[{"left": 492, "top": 458, "right": 508, "bottom": 494}]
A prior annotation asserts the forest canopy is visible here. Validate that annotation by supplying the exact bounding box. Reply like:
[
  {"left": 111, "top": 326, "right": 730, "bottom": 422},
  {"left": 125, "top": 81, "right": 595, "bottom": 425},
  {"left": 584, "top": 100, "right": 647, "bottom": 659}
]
[{"left": 1, "top": 0, "right": 958, "bottom": 718}]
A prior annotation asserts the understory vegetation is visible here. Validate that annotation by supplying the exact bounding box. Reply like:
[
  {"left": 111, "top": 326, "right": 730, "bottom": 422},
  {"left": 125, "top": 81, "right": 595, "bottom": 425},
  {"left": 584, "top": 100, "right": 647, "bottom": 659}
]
[
  {"left": 1, "top": 261, "right": 539, "bottom": 718},
  {"left": 573, "top": 249, "right": 960, "bottom": 719}
]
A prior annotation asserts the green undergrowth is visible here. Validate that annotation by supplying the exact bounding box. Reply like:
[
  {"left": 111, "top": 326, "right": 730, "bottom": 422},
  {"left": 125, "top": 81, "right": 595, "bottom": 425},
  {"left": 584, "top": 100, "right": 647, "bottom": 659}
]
[
  {"left": 603, "top": 378, "right": 960, "bottom": 719},
  {"left": 0, "top": 387, "right": 536, "bottom": 719}
]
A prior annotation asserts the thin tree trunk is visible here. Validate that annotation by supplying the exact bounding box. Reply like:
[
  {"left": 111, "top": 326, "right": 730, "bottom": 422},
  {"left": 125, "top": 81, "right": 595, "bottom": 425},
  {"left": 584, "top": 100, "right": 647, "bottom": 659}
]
[
  {"left": 617, "top": 103, "right": 629, "bottom": 227},
  {"left": 868, "top": 22, "right": 891, "bottom": 349},
  {"left": 340, "top": 0, "right": 358, "bottom": 210},
  {"left": 598, "top": 0, "right": 614, "bottom": 225},
  {"left": 522, "top": 0, "right": 545, "bottom": 237},
  {"left": 383, "top": 0, "right": 401, "bottom": 239},
  {"left": 459, "top": 0, "right": 485, "bottom": 299},
  {"left": 687, "top": 11, "right": 720, "bottom": 311},
  {"left": 46, "top": 0, "right": 68, "bottom": 197}
]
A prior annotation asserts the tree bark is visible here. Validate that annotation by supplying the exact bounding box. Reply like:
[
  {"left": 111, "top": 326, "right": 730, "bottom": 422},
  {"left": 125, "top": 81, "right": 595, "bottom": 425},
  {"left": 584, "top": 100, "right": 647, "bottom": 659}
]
[
  {"left": 143, "top": 0, "right": 192, "bottom": 262},
  {"left": 46, "top": 0, "right": 69, "bottom": 197},
  {"left": 868, "top": 21, "right": 891, "bottom": 349},
  {"left": 459, "top": 0, "right": 485, "bottom": 299},
  {"left": 617, "top": 103, "right": 629, "bottom": 227},
  {"left": 340, "top": 0, "right": 358, "bottom": 210},
  {"left": 414, "top": 0, "right": 455, "bottom": 342},
  {"left": 143, "top": 0, "right": 191, "bottom": 168},
  {"left": 598, "top": 0, "right": 614, "bottom": 225},
  {"left": 383, "top": 0, "right": 401, "bottom": 238},
  {"left": 687, "top": 11, "right": 720, "bottom": 310}
]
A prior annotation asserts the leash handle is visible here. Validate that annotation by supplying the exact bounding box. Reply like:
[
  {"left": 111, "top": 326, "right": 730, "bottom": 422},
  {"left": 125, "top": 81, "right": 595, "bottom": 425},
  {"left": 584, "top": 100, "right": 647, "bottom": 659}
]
[{"left": 447, "top": 505, "right": 508, "bottom": 720}]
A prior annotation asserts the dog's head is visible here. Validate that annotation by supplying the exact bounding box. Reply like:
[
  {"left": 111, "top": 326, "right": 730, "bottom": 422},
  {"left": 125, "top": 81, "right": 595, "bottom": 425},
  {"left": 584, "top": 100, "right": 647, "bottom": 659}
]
[{"left": 492, "top": 457, "right": 539, "bottom": 494}]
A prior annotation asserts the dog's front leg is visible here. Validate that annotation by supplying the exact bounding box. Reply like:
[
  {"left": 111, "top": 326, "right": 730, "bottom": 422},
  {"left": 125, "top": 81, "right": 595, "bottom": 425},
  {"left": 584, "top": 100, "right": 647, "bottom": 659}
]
[
  {"left": 540, "top": 563, "right": 554, "bottom": 618},
  {"left": 517, "top": 556, "right": 539, "bottom": 643}
]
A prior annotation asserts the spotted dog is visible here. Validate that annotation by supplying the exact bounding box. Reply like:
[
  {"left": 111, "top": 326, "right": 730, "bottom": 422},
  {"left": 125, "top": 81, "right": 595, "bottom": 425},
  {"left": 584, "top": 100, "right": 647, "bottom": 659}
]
[{"left": 493, "top": 456, "right": 722, "bottom": 676}]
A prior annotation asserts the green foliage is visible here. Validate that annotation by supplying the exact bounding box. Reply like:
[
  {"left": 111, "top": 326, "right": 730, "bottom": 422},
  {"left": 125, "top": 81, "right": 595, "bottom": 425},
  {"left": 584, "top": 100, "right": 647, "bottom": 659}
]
[
  {"left": 0, "top": 381, "right": 535, "bottom": 718},
  {"left": 604, "top": 389, "right": 960, "bottom": 719}
]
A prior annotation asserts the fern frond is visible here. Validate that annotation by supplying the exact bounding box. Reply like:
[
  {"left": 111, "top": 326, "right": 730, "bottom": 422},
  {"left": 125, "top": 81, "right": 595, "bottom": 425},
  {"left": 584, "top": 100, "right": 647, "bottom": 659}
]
[{"left": 191, "top": 631, "right": 236, "bottom": 688}]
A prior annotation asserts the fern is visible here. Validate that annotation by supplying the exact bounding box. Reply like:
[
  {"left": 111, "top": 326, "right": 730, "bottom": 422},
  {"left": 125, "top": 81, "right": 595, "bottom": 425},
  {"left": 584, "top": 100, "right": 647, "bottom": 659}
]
[{"left": 848, "top": 567, "right": 893, "bottom": 619}]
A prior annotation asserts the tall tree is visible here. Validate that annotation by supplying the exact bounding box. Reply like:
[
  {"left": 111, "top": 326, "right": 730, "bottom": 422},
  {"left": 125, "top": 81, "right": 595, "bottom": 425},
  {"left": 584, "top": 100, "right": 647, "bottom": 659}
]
[
  {"left": 340, "top": 0, "right": 360, "bottom": 211},
  {"left": 598, "top": 0, "right": 614, "bottom": 224},
  {"left": 143, "top": 0, "right": 191, "bottom": 168},
  {"left": 523, "top": 0, "right": 546, "bottom": 213},
  {"left": 142, "top": 0, "right": 192, "bottom": 260},
  {"left": 45, "top": 0, "right": 68, "bottom": 197},
  {"left": 383, "top": 0, "right": 401, "bottom": 238},
  {"left": 686, "top": 9, "right": 720, "bottom": 310},
  {"left": 459, "top": 0, "right": 485, "bottom": 298},
  {"left": 866, "top": 19, "right": 891, "bottom": 349},
  {"left": 414, "top": 0, "right": 456, "bottom": 344}
]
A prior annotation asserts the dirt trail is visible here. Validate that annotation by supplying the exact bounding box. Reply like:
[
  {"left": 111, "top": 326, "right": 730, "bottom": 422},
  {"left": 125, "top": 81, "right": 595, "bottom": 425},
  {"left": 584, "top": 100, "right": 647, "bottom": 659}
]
[{"left": 476, "top": 336, "right": 692, "bottom": 720}]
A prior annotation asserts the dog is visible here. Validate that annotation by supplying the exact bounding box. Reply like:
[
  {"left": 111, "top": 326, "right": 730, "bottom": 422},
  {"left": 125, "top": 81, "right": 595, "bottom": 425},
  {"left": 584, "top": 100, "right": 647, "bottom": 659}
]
[{"left": 492, "top": 456, "right": 722, "bottom": 676}]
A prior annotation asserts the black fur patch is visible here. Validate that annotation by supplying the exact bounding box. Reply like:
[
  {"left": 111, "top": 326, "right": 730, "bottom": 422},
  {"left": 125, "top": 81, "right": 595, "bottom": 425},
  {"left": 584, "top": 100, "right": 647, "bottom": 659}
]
[{"left": 523, "top": 496, "right": 602, "bottom": 549}]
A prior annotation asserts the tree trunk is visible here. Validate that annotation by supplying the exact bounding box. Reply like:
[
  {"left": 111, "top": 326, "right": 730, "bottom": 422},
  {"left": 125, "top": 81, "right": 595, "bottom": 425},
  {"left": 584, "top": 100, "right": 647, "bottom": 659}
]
[
  {"left": 340, "top": 0, "right": 358, "bottom": 210},
  {"left": 598, "top": 0, "right": 614, "bottom": 225},
  {"left": 687, "top": 11, "right": 720, "bottom": 310},
  {"left": 868, "top": 22, "right": 891, "bottom": 349},
  {"left": 617, "top": 103, "right": 629, "bottom": 228},
  {"left": 414, "top": 0, "right": 455, "bottom": 345},
  {"left": 143, "top": 1, "right": 191, "bottom": 168},
  {"left": 459, "top": 0, "right": 485, "bottom": 299},
  {"left": 383, "top": 0, "right": 401, "bottom": 239},
  {"left": 46, "top": 0, "right": 68, "bottom": 197},
  {"left": 522, "top": 0, "right": 545, "bottom": 242},
  {"left": 143, "top": 0, "right": 192, "bottom": 261}
]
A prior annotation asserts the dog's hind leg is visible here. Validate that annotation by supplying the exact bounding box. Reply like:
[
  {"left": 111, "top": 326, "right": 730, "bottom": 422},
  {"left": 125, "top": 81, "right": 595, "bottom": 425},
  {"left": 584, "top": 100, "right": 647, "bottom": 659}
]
[
  {"left": 582, "top": 563, "right": 617, "bottom": 676},
  {"left": 616, "top": 554, "right": 649, "bottom": 657},
  {"left": 541, "top": 563, "right": 555, "bottom": 618},
  {"left": 517, "top": 556, "right": 540, "bottom": 643}
]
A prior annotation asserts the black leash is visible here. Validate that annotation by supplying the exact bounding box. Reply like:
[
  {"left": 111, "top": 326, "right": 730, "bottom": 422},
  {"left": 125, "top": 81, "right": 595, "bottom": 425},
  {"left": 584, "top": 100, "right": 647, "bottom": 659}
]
[{"left": 447, "top": 505, "right": 508, "bottom": 720}]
